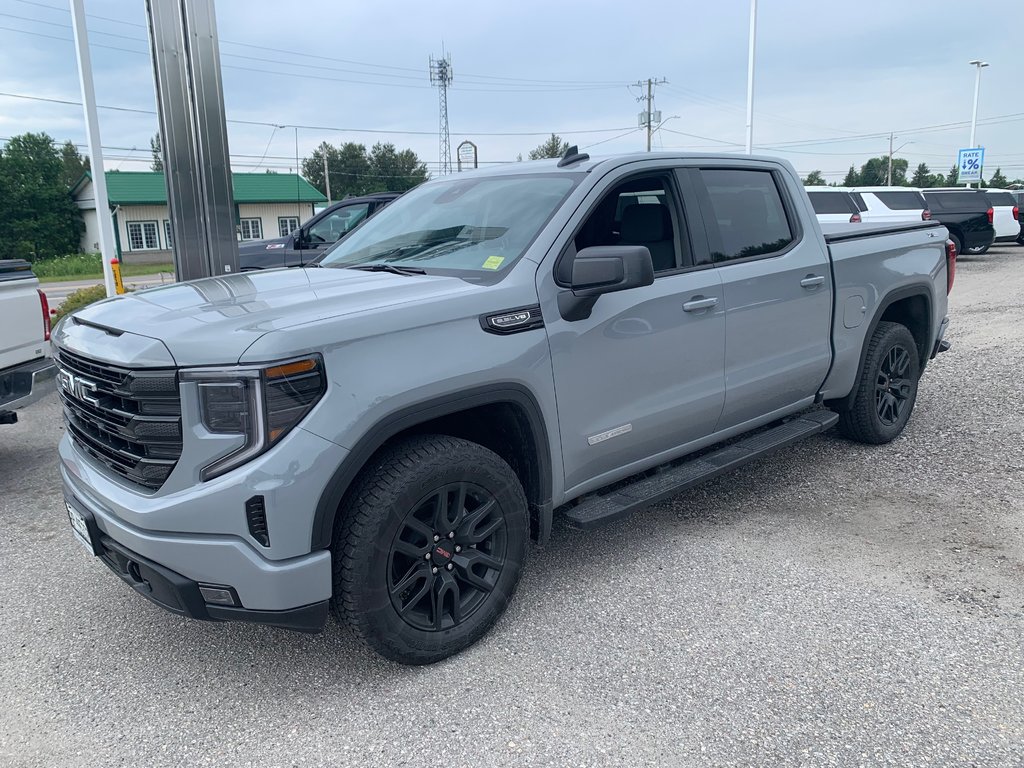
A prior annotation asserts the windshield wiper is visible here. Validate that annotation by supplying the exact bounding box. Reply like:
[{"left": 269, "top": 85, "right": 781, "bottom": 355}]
[{"left": 348, "top": 263, "right": 427, "bottom": 276}]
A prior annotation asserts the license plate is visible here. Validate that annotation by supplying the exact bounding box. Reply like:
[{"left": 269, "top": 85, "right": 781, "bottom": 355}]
[{"left": 66, "top": 501, "right": 94, "bottom": 553}]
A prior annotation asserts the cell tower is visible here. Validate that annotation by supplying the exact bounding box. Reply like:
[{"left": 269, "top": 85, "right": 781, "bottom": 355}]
[{"left": 429, "top": 53, "right": 453, "bottom": 175}]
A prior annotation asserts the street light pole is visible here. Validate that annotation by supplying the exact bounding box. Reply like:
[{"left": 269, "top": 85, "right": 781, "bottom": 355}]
[
  {"left": 968, "top": 59, "right": 988, "bottom": 150},
  {"left": 744, "top": 0, "right": 757, "bottom": 154}
]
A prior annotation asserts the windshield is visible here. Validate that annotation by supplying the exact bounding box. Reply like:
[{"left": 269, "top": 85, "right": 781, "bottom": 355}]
[{"left": 318, "top": 174, "right": 578, "bottom": 276}]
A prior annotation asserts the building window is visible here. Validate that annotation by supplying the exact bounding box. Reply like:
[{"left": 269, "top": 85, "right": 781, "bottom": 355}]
[
  {"left": 127, "top": 221, "right": 160, "bottom": 251},
  {"left": 278, "top": 216, "right": 300, "bottom": 237},
  {"left": 163, "top": 220, "right": 173, "bottom": 249},
  {"left": 238, "top": 218, "right": 263, "bottom": 240}
]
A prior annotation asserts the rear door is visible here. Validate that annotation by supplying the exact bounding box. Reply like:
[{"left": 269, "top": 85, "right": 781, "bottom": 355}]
[{"left": 691, "top": 164, "right": 833, "bottom": 430}]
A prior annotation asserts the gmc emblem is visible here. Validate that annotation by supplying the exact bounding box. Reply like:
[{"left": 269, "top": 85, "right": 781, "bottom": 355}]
[{"left": 57, "top": 368, "right": 100, "bottom": 407}]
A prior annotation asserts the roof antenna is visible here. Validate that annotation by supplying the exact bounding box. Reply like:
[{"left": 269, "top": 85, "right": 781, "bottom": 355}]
[{"left": 557, "top": 145, "right": 590, "bottom": 168}]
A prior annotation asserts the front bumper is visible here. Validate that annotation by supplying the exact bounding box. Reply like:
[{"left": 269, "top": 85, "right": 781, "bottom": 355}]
[
  {"left": 72, "top": 501, "right": 327, "bottom": 632},
  {"left": 0, "top": 356, "right": 56, "bottom": 414}
]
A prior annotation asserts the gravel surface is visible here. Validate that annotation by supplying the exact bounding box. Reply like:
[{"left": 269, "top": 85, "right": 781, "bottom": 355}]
[{"left": 2, "top": 245, "right": 1023, "bottom": 767}]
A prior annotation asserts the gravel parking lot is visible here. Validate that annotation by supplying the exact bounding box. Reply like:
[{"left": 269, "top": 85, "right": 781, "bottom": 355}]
[{"left": 2, "top": 244, "right": 1022, "bottom": 767}]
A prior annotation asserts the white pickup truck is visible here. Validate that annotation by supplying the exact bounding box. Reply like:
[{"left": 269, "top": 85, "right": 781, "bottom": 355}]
[{"left": 0, "top": 260, "right": 56, "bottom": 424}]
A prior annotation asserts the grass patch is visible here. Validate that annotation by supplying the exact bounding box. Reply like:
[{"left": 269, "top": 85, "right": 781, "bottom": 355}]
[{"left": 34, "top": 253, "right": 175, "bottom": 283}]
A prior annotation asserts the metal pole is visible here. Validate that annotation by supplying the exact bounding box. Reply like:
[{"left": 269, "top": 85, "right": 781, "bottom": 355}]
[
  {"left": 744, "top": 0, "right": 757, "bottom": 154},
  {"left": 322, "top": 152, "right": 332, "bottom": 205},
  {"left": 887, "top": 132, "right": 894, "bottom": 186},
  {"left": 646, "top": 78, "right": 653, "bottom": 152},
  {"left": 969, "top": 65, "right": 982, "bottom": 149},
  {"left": 69, "top": 0, "right": 116, "bottom": 298}
]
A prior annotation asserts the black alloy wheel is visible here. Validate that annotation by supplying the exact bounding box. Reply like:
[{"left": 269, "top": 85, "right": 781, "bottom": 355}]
[
  {"left": 874, "top": 344, "right": 914, "bottom": 426},
  {"left": 388, "top": 482, "right": 507, "bottom": 632}
]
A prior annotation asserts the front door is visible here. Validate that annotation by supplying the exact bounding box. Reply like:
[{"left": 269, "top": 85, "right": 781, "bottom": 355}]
[
  {"left": 541, "top": 170, "right": 727, "bottom": 495},
  {"left": 691, "top": 166, "right": 833, "bottom": 429},
  {"left": 296, "top": 201, "right": 372, "bottom": 265}
]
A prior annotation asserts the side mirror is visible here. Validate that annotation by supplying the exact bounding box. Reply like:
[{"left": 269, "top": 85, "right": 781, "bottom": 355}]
[
  {"left": 293, "top": 230, "right": 305, "bottom": 249},
  {"left": 570, "top": 245, "right": 654, "bottom": 297}
]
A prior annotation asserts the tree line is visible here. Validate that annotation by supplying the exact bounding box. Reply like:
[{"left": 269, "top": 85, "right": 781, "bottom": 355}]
[{"left": 803, "top": 158, "right": 1019, "bottom": 189}]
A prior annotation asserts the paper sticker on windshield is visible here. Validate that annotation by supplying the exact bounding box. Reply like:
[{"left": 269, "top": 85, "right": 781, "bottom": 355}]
[{"left": 482, "top": 256, "right": 505, "bottom": 270}]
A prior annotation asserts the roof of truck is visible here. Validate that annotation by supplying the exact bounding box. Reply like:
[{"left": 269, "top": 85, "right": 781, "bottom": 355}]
[{"left": 448, "top": 151, "right": 793, "bottom": 179}]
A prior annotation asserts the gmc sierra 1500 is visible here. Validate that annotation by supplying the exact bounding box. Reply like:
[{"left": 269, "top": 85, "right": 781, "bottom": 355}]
[{"left": 54, "top": 151, "right": 954, "bottom": 664}]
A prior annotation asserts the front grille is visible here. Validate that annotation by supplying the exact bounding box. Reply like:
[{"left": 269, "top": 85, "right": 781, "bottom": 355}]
[{"left": 55, "top": 347, "right": 181, "bottom": 491}]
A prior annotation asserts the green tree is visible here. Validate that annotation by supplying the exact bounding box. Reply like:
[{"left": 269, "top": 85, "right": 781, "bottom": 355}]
[
  {"left": 910, "top": 163, "right": 931, "bottom": 188},
  {"left": 841, "top": 165, "right": 859, "bottom": 187},
  {"left": 987, "top": 167, "right": 1009, "bottom": 188},
  {"left": 803, "top": 170, "right": 825, "bottom": 186},
  {"left": 366, "top": 142, "right": 428, "bottom": 192},
  {"left": 945, "top": 164, "right": 959, "bottom": 186},
  {"left": 150, "top": 133, "right": 163, "bottom": 171},
  {"left": 59, "top": 140, "right": 89, "bottom": 189},
  {"left": 303, "top": 141, "right": 428, "bottom": 199},
  {"left": 0, "top": 132, "right": 84, "bottom": 260},
  {"left": 856, "top": 156, "right": 908, "bottom": 186},
  {"left": 528, "top": 133, "right": 569, "bottom": 160}
]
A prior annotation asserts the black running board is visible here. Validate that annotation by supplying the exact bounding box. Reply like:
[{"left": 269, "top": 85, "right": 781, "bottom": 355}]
[{"left": 562, "top": 410, "right": 839, "bottom": 530}]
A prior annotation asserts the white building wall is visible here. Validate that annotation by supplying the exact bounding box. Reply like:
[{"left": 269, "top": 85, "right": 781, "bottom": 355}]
[
  {"left": 236, "top": 202, "right": 317, "bottom": 240},
  {"left": 117, "top": 205, "right": 173, "bottom": 261}
]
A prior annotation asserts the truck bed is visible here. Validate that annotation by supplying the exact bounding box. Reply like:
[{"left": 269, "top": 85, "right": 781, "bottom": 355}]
[
  {"left": 0, "top": 260, "right": 48, "bottom": 374},
  {"left": 819, "top": 220, "right": 945, "bottom": 242}
]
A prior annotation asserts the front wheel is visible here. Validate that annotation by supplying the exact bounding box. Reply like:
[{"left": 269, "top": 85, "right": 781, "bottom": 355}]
[
  {"left": 834, "top": 321, "right": 920, "bottom": 444},
  {"left": 332, "top": 435, "right": 529, "bottom": 665}
]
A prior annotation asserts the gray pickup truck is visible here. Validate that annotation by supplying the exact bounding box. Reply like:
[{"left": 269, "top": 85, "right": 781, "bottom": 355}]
[
  {"left": 0, "top": 259, "right": 56, "bottom": 425},
  {"left": 54, "top": 151, "right": 954, "bottom": 664}
]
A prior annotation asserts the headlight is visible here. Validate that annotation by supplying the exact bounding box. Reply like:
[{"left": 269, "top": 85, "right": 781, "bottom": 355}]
[{"left": 180, "top": 355, "right": 326, "bottom": 480}]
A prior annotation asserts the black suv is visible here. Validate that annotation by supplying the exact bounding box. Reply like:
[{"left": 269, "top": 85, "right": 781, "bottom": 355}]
[
  {"left": 239, "top": 192, "right": 400, "bottom": 270},
  {"left": 922, "top": 189, "right": 996, "bottom": 255}
]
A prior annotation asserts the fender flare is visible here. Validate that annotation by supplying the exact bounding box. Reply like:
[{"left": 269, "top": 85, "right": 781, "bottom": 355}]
[
  {"left": 828, "top": 283, "right": 934, "bottom": 411},
  {"left": 309, "top": 384, "right": 553, "bottom": 551}
]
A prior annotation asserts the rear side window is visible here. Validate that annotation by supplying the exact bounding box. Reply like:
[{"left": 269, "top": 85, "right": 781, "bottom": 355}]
[
  {"left": 924, "top": 192, "right": 986, "bottom": 210},
  {"left": 808, "top": 191, "right": 856, "bottom": 215},
  {"left": 985, "top": 191, "right": 1016, "bottom": 207},
  {"left": 873, "top": 191, "right": 927, "bottom": 210},
  {"left": 849, "top": 192, "right": 867, "bottom": 212},
  {"left": 700, "top": 169, "right": 794, "bottom": 262}
]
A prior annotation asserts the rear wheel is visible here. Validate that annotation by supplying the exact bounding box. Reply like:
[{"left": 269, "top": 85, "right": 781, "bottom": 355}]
[
  {"left": 834, "top": 321, "right": 920, "bottom": 444},
  {"left": 950, "top": 233, "right": 963, "bottom": 256},
  {"left": 967, "top": 244, "right": 990, "bottom": 255},
  {"left": 332, "top": 435, "right": 529, "bottom": 665}
]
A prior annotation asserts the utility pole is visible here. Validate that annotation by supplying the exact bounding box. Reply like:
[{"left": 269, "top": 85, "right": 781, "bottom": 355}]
[
  {"left": 887, "top": 132, "right": 894, "bottom": 186},
  {"left": 636, "top": 77, "right": 667, "bottom": 152},
  {"left": 429, "top": 53, "right": 453, "bottom": 175},
  {"left": 322, "top": 152, "right": 332, "bottom": 205}
]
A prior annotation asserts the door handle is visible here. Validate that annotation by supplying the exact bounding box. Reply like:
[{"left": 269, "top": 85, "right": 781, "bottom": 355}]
[
  {"left": 800, "top": 275, "right": 826, "bottom": 289},
  {"left": 682, "top": 296, "right": 719, "bottom": 312}
]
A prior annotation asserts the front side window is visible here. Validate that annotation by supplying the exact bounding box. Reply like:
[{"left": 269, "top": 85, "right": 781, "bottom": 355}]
[
  {"left": 239, "top": 218, "right": 263, "bottom": 240},
  {"left": 573, "top": 175, "right": 685, "bottom": 273},
  {"left": 278, "top": 216, "right": 300, "bottom": 237},
  {"left": 127, "top": 220, "right": 159, "bottom": 250},
  {"left": 701, "top": 169, "right": 794, "bottom": 262},
  {"left": 307, "top": 204, "right": 370, "bottom": 244},
  {"left": 319, "top": 174, "right": 578, "bottom": 277}
]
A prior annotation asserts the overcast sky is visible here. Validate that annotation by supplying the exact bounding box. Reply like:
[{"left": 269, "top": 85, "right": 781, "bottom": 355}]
[{"left": 1, "top": 0, "right": 1022, "bottom": 184}]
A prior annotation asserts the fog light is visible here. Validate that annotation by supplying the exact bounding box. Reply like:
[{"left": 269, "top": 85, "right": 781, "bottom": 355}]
[{"left": 199, "top": 583, "right": 239, "bottom": 606}]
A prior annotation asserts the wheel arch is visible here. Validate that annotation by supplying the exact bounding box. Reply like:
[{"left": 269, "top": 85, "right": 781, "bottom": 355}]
[
  {"left": 310, "top": 384, "right": 554, "bottom": 551},
  {"left": 827, "top": 284, "right": 933, "bottom": 411}
]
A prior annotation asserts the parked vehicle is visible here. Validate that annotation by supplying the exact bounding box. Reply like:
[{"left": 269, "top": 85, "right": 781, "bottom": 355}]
[
  {"left": 55, "top": 151, "right": 953, "bottom": 664},
  {"left": 977, "top": 189, "right": 1020, "bottom": 243},
  {"left": 922, "top": 189, "right": 996, "bottom": 255},
  {"left": 805, "top": 187, "right": 862, "bottom": 224},
  {"left": 238, "top": 192, "right": 400, "bottom": 270},
  {"left": 0, "top": 260, "right": 56, "bottom": 424},
  {"left": 847, "top": 187, "right": 931, "bottom": 224}
]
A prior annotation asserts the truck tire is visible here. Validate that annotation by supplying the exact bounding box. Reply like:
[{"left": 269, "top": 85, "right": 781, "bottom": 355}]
[
  {"left": 967, "top": 244, "right": 990, "bottom": 255},
  {"left": 950, "top": 233, "right": 962, "bottom": 257},
  {"left": 332, "top": 435, "right": 529, "bottom": 665},
  {"left": 835, "top": 321, "right": 920, "bottom": 444}
]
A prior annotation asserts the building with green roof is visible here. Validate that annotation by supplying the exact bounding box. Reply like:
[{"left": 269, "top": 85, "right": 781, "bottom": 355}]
[{"left": 71, "top": 171, "right": 327, "bottom": 261}]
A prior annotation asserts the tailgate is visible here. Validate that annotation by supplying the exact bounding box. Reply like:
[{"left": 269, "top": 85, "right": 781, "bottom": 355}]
[{"left": 0, "top": 261, "right": 47, "bottom": 371}]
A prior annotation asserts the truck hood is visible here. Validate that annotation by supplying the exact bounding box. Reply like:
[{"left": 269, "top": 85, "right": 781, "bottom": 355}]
[{"left": 66, "top": 267, "right": 477, "bottom": 366}]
